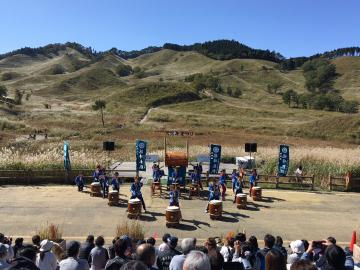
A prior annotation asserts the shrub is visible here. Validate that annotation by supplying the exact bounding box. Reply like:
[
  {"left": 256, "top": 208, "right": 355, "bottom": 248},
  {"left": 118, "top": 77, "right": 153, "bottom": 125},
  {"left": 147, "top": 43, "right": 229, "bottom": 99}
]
[
  {"left": 115, "top": 221, "right": 144, "bottom": 241},
  {"left": 116, "top": 64, "right": 133, "bottom": 77},
  {"left": 36, "top": 222, "right": 63, "bottom": 241}
]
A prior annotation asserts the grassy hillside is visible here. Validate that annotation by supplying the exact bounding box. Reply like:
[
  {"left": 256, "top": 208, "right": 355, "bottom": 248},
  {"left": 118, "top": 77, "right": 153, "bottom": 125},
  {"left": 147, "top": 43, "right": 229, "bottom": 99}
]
[{"left": 0, "top": 45, "right": 360, "bottom": 154}]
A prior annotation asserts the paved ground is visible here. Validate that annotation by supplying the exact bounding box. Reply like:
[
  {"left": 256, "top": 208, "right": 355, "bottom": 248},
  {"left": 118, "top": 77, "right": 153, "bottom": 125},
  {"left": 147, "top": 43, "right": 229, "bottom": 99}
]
[{"left": 0, "top": 185, "right": 359, "bottom": 244}]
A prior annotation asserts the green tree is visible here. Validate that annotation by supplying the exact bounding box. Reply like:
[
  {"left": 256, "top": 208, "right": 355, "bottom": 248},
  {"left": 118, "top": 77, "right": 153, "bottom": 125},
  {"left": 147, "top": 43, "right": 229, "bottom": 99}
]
[
  {"left": 267, "top": 81, "right": 283, "bottom": 94},
  {"left": 116, "top": 64, "right": 133, "bottom": 77},
  {"left": 282, "top": 89, "right": 295, "bottom": 107},
  {"left": 0, "top": 85, "right": 7, "bottom": 97},
  {"left": 92, "top": 99, "right": 106, "bottom": 126}
]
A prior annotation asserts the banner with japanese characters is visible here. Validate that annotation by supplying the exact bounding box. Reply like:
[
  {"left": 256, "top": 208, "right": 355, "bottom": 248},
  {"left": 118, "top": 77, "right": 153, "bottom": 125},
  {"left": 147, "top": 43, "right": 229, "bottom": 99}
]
[
  {"left": 209, "top": 144, "right": 221, "bottom": 174},
  {"left": 136, "top": 140, "right": 147, "bottom": 171},
  {"left": 278, "top": 144, "right": 289, "bottom": 176}
]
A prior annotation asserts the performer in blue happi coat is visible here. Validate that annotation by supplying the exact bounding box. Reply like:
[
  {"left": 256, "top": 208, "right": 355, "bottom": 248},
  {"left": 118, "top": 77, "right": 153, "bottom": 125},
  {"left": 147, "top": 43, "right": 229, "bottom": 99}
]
[
  {"left": 205, "top": 179, "right": 221, "bottom": 213},
  {"left": 171, "top": 167, "right": 181, "bottom": 184},
  {"left": 110, "top": 172, "right": 120, "bottom": 192},
  {"left": 130, "top": 177, "right": 146, "bottom": 211},
  {"left": 169, "top": 185, "right": 180, "bottom": 207},
  {"left": 231, "top": 169, "right": 239, "bottom": 193},
  {"left": 74, "top": 172, "right": 85, "bottom": 192},
  {"left": 99, "top": 173, "right": 109, "bottom": 199},
  {"left": 190, "top": 168, "right": 201, "bottom": 189},
  {"left": 232, "top": 176, "right": 243, "bottom": 203},
  {"left": 219, "top": 169, "right": 227, "bottom": 200},
  {"left": 92, "top": 165, "right": 104, "bottom": 182}
]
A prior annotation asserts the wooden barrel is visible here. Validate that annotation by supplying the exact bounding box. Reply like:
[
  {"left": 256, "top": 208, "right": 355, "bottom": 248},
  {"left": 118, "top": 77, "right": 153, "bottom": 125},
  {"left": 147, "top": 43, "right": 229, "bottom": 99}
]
[
  {"left": 165, "top": 206, "right": 181, "bottom": 226},
  {"left": 209, "top": 200, "right": 222, "bottom": 219},
  {"left": 108, "top": 191, "right": 119, "bottom": 206},
  {"left": 90, "top": 182, "right": 101, "bottom": 197},
  {"left": 252, "top": 187, "right": 262, "bottom": 201},
  {"left": 127, "top": 199, "right": 142, "bottom": 218},
  {"left": 165, "top": 151, "right": 188, "bottom": 167},
  {"left": 236, "top": 193, "right": 247, "bottom": 209}
]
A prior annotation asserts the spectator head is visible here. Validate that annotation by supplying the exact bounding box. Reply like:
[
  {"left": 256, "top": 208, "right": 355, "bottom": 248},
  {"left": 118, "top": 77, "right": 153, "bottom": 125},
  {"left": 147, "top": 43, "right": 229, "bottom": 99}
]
[
  {"left": 0, "top": 233, "right": 4, "bottom": 243},
  {"left": 146, "top": 237, "right": 156, "bottom": 246},
  {"left": 265, "top": 248, "right": 286, "bottom": 270},
  {"left": 235, "top": 233, "right": 246, "bottom": 243},
  {"left": 167, "top": 236, "right": 178, "bottom": 249},
  {"left": 204, "top": 237, "right": 217, "bottom": 251},
  {"left": 298, "top": 166, "right": 303, "bottom": 170},
  {"left": 264, "top": 234, "right": 276, "bottom": 249},
  {"left": 19, "top": 245, "right": 37, "bottom": 262},
  {"left": 183, "top": 250, "right": 211, "bottom": 270},
  {"left": 40, "top": 239, "right": 54, "bottom": 252},
  {"left": 276, "top": 236, "right": 284, "bottom": 247},
  {"left": 112, "top": 237, "right": 120, "bottom": 245},
  {"left": 136, "top": 240, "right": 146, "bottom": 248},
  {"left": 207, "top": 248, "right": 224, "bottom": 270},
  {"left": 32, "top": 235, "right": 41, "bottom": 246},
  {"left": 95, "top": 236, "right": 105, "bottom": 247},
  {"left": 136, "top": 243, "right": 156, "bottom": 267},
  {"left": 15, "top": 237, "right": 24, "bottom": 246},
  {"left": 120, "top": 260, "right": 147, "bottom": 270},
  {"left": 290, "top": 240, "right": 305, "bottom": 254},
  {"left": 224, "top": 237, "right": 234, "bottom": 248},
  {"left": 249, "top": 235, "right": 259, "bottom": 250},
  {"left": 0, "top": 243, "right": 8, "bottom": 260},
  {"left": 86, "top": 235, "right": 94, "bottom": 243},
  {"left": 302, "top": 239, "right": 309, "bottom": 251},
  {"left": 324, "top": 244, "right": 346, "bottom": 270},
  {"left": 162, "top": 233, "right": 171, "bottom": 243},
  {"left": 66, "top": 241, "right": 80, "bottom": 257},
  {"left": 120, "top": 235, "right": 132, "bottom": 249},
  {"left": 114, "top": 239, "right": 130, "bottom": 257},
  {"left": 181, "top": 238, "right": 197, "bottom": 255},
  {"left": 290, "top": 260, "right": 317, "bottom": 270},
  {"left": 326, "top": 236, "right": 336, "bottom": 245}
]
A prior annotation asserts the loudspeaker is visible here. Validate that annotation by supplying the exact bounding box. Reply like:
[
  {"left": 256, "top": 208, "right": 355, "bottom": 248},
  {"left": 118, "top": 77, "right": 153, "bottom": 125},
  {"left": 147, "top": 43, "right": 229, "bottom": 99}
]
[
  {"left": 103, "top": 141, "right": 115, "bottom": 151},
  {"left": 245, "top": 143, "right": 257, "bottom": 153}
]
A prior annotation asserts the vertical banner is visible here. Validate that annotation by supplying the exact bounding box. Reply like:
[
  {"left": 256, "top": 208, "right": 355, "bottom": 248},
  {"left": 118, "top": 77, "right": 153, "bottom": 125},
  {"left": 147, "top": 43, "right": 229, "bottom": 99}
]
[
  {"left": 278, "top": 144, "right": 289, "bottom": 176},
  {"left": 209, "top": 144, "right": 222, "bottom": 174},
  {"left": 136, "top": 140, "right": 147, "bottom": 171},
  {"left": 63, "top": 141, "right": 71, "bottom": 171}
]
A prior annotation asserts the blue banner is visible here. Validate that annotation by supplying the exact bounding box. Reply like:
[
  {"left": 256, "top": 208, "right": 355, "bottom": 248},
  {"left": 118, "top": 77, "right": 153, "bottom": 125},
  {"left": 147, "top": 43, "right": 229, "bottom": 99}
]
[
  {"left": 136, "top": 140, "right": 147, "bottom": 171},
  {"left": 209, "top": 144, "right": 221, "bottom": 174},
  {"left": 278, "top": 144, "right": 289, "bottom": 176},
  {"left": 63, "top": 141, "right": 71, "bottom": 171}
]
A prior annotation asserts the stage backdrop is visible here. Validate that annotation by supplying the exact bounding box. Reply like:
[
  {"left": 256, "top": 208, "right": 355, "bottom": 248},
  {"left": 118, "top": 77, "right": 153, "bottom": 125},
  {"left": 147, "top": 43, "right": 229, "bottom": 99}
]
[
  {"left": 278, "top": 144, "right": 289, "bottom": 176},
  {"left": 209, "top": 144, "right": 222, "bottom": 174},
  {"left": 136, "top": 140, "right": 147, "bottom": 172}
]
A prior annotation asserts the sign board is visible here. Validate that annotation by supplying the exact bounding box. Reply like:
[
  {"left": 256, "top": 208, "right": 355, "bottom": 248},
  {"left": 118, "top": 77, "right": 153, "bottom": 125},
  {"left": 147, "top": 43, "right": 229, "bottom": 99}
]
[
  {"left": 278, "top": 145, "right": 289, "bottom": 176},
  {"left": 209, "top": 144, "right": 221, "bottom": 174},
  {"left": 136, "top": 140, "right": 147, "bottom": 171},
  {"left": 197, "top": 155, "right": 210, "bottom": 163},
  {"left": 166, "top": 130, "right": 194, "bottom": 137},
  {"left": 145, "top": 154, "right": 159, "bottom": 163}
]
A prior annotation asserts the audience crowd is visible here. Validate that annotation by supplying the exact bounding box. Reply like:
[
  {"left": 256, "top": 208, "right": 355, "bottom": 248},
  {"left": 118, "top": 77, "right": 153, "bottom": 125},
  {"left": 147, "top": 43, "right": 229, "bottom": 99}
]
[{"left": 0, "top": 231, "right": 358, "bottom": 270}]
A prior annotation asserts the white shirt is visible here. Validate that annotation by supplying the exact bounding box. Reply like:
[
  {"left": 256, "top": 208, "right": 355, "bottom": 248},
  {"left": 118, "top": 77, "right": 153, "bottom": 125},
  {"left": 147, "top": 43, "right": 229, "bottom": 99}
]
[
  {"left": 220, "top": 246, "right": 234, "bottom": 262},
  {"left": 36, "top": 251, "right": 58, "bottom": 270},
  {"left": 59, "top": 257, "right": 90, "bottom": 270},
  {"left": 158, "top": 243, "right": 169, "bottom": 253}
]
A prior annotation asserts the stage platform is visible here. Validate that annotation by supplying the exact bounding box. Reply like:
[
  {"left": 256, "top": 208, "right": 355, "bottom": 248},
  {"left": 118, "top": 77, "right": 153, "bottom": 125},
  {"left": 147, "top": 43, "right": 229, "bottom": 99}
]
[{"left": 0, "top": 185, "right": 359, "bottom": 244}]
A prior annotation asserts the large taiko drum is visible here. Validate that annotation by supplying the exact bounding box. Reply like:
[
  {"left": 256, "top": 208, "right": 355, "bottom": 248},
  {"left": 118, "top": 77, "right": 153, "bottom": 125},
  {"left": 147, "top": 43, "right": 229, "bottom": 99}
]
[
  {"left": 165, "top": 152, "right": 188, "bottom": 167},
  {"left": 108, "top": 190, "right": 119, "bottom": 206},
  {"left": 252, "top": 186, "right": 262, "bottom": 201},
  {"left": 209, "top": 200, "right": 222, "bottom": 219},
  {"left": 236, "top": 193, "right": 247, "bottom": 209},
  {"left": 90, "top": 182, "right": 101, "bottom": 197},
  {"left": 165, "top": 206, "right": 181, "bottom": 226},
  {"left": 128, "top": 198, "right": 142, "bottom": 219}
]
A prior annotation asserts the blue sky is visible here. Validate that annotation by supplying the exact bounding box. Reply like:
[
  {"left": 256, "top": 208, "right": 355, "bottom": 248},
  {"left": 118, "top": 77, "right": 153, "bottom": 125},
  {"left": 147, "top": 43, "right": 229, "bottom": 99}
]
[{"left": 0, "top": 0, "right": 359, "bottom": 57}]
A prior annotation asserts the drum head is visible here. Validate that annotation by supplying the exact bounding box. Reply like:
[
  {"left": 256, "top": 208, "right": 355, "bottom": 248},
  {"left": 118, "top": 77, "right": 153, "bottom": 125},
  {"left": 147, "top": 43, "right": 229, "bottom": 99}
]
[
  {"left": 110, "top": 191, "right": 118, "bottom": 194},
  {"left": 253, "top": 187, "right": 261, "bottom": 190},
  {"left": 237, "top": 193, "right": 246, "bottom": 197},
  {"left": 129, "top": 198, "right": 140, "bottom": 203},
  {"left": 167, "top": 206, "right": 180, "bottom": 211},
  {"left": 210, "top": 200, "right": 222, "bottom": 205},
  {"left": 91, "top": 182, "right": 100, "bottom": 186}
]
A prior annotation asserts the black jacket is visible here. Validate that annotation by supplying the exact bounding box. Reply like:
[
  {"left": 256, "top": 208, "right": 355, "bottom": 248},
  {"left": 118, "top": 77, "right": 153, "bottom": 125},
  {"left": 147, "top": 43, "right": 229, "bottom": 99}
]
[
  {"left": 7, "top": 256, "right": 40, "bottom": 270},
  {"left": 157, "top": 248, "right": 181, "bottom": 270},
  {"left": 79, "top": 241, "right": 95, "bottom": 261}
]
